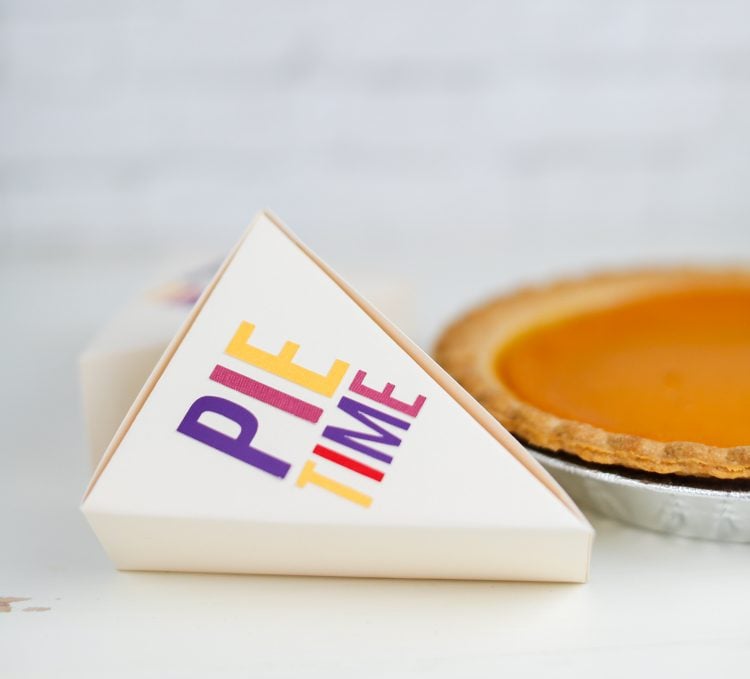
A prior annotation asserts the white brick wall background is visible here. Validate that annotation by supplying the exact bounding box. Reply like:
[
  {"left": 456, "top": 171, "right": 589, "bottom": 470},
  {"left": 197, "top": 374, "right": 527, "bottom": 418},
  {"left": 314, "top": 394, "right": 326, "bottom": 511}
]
[{"left": 3, "top": 1, "right": 750, "bottom": 295}]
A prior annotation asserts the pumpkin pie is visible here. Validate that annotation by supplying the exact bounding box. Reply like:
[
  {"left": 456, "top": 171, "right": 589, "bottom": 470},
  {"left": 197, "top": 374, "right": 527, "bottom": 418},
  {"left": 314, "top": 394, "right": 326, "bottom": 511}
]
[{"left": 435, "top": 269, "right": 750, "bottom": 480}]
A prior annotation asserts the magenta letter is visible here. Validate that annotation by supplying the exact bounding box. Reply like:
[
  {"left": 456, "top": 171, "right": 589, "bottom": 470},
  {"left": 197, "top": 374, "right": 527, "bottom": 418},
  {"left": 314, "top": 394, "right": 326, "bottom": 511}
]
[
  {"left": 349, "top": 370, "right": 426, "bottom": 418},
  {"left": 210, "top": 364, "right": 323, "bottom": 423}
]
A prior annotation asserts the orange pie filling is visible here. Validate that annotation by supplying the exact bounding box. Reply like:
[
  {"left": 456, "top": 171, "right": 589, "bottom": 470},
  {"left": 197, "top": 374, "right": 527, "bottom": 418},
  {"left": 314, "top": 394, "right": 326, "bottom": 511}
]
[{"left": 496, "top": 287, "right": 750, "bottom": 449}]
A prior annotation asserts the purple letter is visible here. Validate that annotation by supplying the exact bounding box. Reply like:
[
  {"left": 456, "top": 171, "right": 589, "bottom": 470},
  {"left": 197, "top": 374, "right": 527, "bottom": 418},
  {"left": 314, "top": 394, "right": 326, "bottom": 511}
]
[
  {"left": 177, "top": 395, "right": 291, "bottom": 479},
  {"left": 322, "top": 396, "right": 410, "bottom": 464}
]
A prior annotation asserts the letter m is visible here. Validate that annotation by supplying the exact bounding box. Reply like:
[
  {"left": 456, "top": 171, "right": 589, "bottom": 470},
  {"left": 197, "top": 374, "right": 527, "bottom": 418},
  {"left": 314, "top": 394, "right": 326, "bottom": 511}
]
[{"left": 322, "top": 396, "right": 410, "bottom": 465}]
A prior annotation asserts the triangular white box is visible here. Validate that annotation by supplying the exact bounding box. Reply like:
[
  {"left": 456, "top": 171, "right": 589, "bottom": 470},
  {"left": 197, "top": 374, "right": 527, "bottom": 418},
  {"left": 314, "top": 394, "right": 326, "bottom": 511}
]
[{"left": 82, "top": 211, "right": 593, "bottom": 582}]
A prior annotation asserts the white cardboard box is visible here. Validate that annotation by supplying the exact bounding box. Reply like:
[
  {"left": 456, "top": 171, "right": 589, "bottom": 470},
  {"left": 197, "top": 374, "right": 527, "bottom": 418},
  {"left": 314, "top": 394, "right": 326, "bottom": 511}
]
[{"left": 81, "top": 210, "right": 592, "bottom": 582}]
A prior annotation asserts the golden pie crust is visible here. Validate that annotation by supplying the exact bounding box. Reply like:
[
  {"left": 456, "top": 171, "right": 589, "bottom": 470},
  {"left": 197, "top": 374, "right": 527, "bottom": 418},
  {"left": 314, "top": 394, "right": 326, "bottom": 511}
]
[{"left": 435, "top": 268, "right": 750, "bottom": 480}]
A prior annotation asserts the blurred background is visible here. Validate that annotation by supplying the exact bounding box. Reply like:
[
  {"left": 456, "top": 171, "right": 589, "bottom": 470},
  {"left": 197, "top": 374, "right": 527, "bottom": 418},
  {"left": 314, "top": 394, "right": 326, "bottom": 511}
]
[{"left": 3, "top": 0, "right": 750, "bottom": 339}]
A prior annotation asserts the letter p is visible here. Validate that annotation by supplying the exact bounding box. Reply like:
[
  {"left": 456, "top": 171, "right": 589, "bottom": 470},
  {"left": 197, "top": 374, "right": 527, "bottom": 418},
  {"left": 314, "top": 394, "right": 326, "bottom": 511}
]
[{"left": 177, "top": 395, "right": 291, "bottom": 479}]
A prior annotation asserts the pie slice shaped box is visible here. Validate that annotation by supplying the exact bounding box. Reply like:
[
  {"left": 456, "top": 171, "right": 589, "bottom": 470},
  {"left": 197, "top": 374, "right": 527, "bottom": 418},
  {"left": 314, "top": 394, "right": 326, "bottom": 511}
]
[{"left": 81, "top": 210, "right": 593, "bottom": 582}]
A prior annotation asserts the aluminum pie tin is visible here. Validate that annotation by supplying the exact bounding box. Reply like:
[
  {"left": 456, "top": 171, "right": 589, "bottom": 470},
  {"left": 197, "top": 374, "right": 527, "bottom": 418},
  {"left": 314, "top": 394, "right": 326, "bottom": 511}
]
[{"left": 530, "top": 448, "right": 750, "bottom": 543}]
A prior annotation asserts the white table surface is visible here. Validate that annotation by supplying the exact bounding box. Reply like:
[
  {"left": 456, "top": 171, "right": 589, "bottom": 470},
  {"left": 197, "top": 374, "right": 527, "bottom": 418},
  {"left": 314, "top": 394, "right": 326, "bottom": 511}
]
[{"left": 2, "top": 251, "right": 749, "bottom": 678}]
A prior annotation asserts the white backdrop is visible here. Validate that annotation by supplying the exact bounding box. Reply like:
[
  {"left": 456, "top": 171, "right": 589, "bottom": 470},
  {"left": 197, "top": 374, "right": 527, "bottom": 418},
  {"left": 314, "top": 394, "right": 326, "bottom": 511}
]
[{"left": 3, "top": 0, "right": 750, "bottom": 277}]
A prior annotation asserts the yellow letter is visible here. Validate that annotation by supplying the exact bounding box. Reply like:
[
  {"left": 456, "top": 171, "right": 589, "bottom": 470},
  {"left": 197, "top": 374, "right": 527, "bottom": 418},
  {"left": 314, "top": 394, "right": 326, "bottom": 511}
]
[
  {"left": 295, "top": 460, "right": 372, "bottom": 508},
  {"left": 226, "top": 322, "right": 349, "bottom": 397}
]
